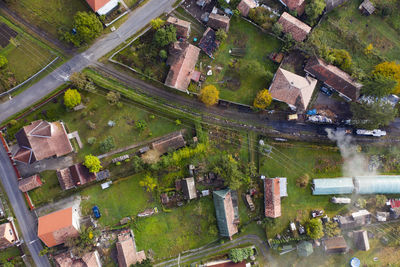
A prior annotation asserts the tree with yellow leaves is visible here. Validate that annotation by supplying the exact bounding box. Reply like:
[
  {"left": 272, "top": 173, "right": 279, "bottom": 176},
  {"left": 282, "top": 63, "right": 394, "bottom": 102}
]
[
  {"left": 253, "top": 89, "right": 272, "bottom": 109},
  {"left": 372, "top": 61, "right": 400, "bottom": 94},
  {"left": 139, "top": 174, "right": 157, "bottom": 192},
  {"left": 364, "top": 43, "right": 374, "bottom": 55},
  {"left": 199, "top": 85, "right": 219, "bottom": 106}
]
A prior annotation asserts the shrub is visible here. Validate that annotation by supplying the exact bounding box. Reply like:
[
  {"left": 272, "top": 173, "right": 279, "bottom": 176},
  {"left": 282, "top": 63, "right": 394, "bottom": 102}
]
[
  {"left": 175, "top": 119, "right": 181, "bottom": 125},
  {"left": 253, "top": 89, "right": 272, "bottom": 109},
  {"left": 215, "top": 29, "right": 227, "bottom": 42},
  {"left": 115, "top": 162, "right": 121, "bottom": 166},
  {"left": 0, "top": 55, "right": 8, "bottom": 68},
  {"left": 83, "top": 154, "right": 102, "bottom": 173},
  {"left": 87, "top": 137, "right": 96, "bottom": 145},
  {"left": 106, "top": 91, "right": 121, "bottom": 105},
  {"left": 99, "top": 136, "right": 116, "bottom": 153},
  {"left": 159, "top": 49, "right": 168, "bottom": 60},
  {"left": 86, "top": 120, "right": 96, "bottom": 130},
  {"left": 136, "top": 120, "right": 147, "bottom": 131},
  {"left": 64, "top": 89, "right": 81, "bottom": 108},
  {"left": 199, "top": 85, "right": 219, "bottom": 106},
  {"left": 296, "top": 174, "right": 310, "bottom": 188}
]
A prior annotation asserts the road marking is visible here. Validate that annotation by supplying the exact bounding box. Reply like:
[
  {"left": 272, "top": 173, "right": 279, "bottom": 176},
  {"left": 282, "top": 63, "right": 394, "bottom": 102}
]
[{"left": 29, "top": 239, "right": 38, "bottom": 245}]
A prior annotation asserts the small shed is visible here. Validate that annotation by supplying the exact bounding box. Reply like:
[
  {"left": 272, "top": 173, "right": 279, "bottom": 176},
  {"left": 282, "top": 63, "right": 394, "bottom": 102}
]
[
  {"left": 323, "top": 236, "right": 348, "bottom": 254},
  {"left": 312, "top": 178, "right": 354, "bottom": 195},
  {"left": 18, "top": 174, "right": 42, "bottom": 192},
  {"left": 297, "top": 241, "right": 313, "bottom": 257},
  {"left": 237, "top": 0, "right": 257, "bottom": 17},
  {"left": 353, "top": 230, "right": 370, "bottom": 251},
  {"left": 359, "top": 0, "right": 375, "bottom": 15},
  {"left": 182, "top": 177, "right": 197, "bottom": 200}
]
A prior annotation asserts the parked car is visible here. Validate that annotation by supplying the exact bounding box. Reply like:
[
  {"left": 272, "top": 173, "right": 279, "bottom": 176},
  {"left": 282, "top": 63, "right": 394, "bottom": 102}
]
[
  {"left": 311, "top": 210, "right": 324, "bottom": 218},
  {"left": 320, "top": 86, "right": 333, "bottom": 96},
  {"left": 356, "top": 129, "right": 387, "bottom": 137},
  {"left": 92, "top": 206, "right": 101, "bottom": 219}
]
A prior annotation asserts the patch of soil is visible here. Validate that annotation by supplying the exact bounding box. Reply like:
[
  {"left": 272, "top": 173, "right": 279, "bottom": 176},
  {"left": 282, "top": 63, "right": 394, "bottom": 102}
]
[{"left": 0, "top": 23, "right": 18, "bottom": 48}]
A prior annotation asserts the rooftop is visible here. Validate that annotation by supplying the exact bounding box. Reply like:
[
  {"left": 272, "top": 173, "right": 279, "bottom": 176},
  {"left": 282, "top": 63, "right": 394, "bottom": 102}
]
[
  {"left": 207, "top": 13, "right": 230, "bottom": 32},
  {"left": 281, "top": 0, "right": 306, "bottom": 15},
  {"left": 264, "top": 178, "right": 281, "bottom": 218},
  {"left": 18, "top": 174, "right": 42, "bottom": 192},
  {"left": 237, "top": 0, "right": 257, "bottom": 17},
  {"left": 116, "top": 230, "right": 146, "bottom": 267},
  {"left": 57, "top": 163, "right": 96, "bottom": 191},
  {"left": 151, "top": 131, "right": 186, "bottom": 154},
  {"left": 213, "top": 189, "right": 239, "bottom": 238},
  {"left": 278, "top": 12, "right": 311, "bottom": 42},
  {"left": 199, "top": 27, "right": 219, "bottom": 58},
  {"left": 166, "top": 16, "right": 191, "bottom": 38}
]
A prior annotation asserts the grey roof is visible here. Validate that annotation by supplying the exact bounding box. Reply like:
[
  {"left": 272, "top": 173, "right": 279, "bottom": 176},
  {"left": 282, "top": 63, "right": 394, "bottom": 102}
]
[
  {"left": 312, "top": 178, "right": 354, "bottom": 195},
  {"left": 354, "top": 176, "right": 400, "bottom": 194},
  {"left": 182, "top": 177, "right": 197, "bottom": 200},
  {"left": 213, "top": 189, "right": 239, "bottom": 237},
  {"left": 279, "top": 177, "right": 288, "bottom": 197},
  {"left": 96, "top": 170, "right": 110, "bottom": 181}
]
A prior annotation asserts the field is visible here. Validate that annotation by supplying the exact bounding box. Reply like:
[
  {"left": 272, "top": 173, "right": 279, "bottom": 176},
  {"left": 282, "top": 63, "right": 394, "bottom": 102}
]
[
  {"left": 0, "top": 16, "right": 56, "bottom": 92},
  {"left": 309, "top": 0, "right": 400, "bottom": 73},
  {"left": 259, "top": 141, "right": 346, "bottom": 237},
  {"left": 200, "top": 17, "right": 282, "bottom": 105},
  {"left": 6, "top": 0, "right": 90, "bottom": 38}
]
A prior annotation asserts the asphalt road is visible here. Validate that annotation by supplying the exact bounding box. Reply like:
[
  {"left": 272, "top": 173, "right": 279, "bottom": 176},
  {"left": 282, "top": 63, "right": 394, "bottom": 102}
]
[
  {"left": 0, "top": 0, "right": 177, "bottom": 123},
  {"left": 0, "top": 144, "right": 50, "bottom": 267}
]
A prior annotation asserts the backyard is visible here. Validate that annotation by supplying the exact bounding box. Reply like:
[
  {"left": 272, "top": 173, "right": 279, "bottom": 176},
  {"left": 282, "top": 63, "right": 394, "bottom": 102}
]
[
  {"left": 309, "top": 0, "right": 400, "bottom": 73},
  {"left": 200, "top": 16, "right": 282, "bottom": 105},
  {"left": 0, "top": 246, "right": 22, "bottom": 266},
  {"left": 5, "top": 0, "right": 90, "bottom": 38},
  {"left": 28, "top": 170, "right": 61, "bottom": 207},
  {"left": 0, "top": 16, "right": 56, "bottom": 93}
]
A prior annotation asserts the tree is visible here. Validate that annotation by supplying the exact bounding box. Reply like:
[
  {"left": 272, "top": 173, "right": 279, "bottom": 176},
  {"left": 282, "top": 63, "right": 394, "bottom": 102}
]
[
  {"left": 375, "top": 194, "right": 388, "bottom": 208},
  {"left": 83, "top": 154, "right": 102, "bottom": 173},
  {"left": 139, "top": 174, "right": 157, "bottom": 192},
  {"left": 153, "top": 25, "right": 177, "bottom": 47},
  {"left": 272, "top": 22, "right": 283, "bottom": 36},
  {"left": 212, "top": 154, "right": 249, "bottom": 190},
  {"left": 99, "top": 136, "right": 116, "bottom": 153},
  {"left": 282, "top": 33, "right": 295, "bottom": 52},
  {"left": 350, "top": 100, "right": 398, "bottom": 129},
  {"left": 296, "top": 174, "right": 310, "bottom": 188},
  {"left": 159, "top": 49, "right": 168, "bottom": 60},
  {"left": 136, "top": 120, "right": 147, "bottom": 131},
  {"left": 372, "top": 61, "right": 400, "bottom": 94},
  {"left": 228, "top": 248, "right": 254, "bottom": 263},
  {"left": 306, "top": 218, "right": 324, "bottom": 239},
  {"left": 324, "top": 221, "right": 340, "bottom": 237},
  {"left": 131, "top": 155, "right": 144, "bottom": 173},
  {"left": 0, "top": 55, "right": 8, "bottom": 68},
  {"left": 305, "top": 0, "right": 326, "bottom": 25},
  {"left": 39, "top": 247, "right": 49, "bottom": 256},
  {"left": 65, "top": 226, "right": 99, "bottom": 257},
  {"left": 240, "top": 60, "right": 267, "bottom": 78},
  {"left": 64, "top": 89, "right": 81, "bottom": 108},
  {"left": 150, "top": 18, "right": 165, "bottom": 30},
  {"left": 362, "top": 74, "right": 398, "bottom": 97},
  {"left": 253, "top": 89, "right": 272, "bottom": 109},
  {"left": 216, "top": 28, "right": 228, "bottom": 42},
  {"left": 63, "top": 11, "right": 103, "bottom": 47},
  {"left": 69, "top": 72, "right": 88, "bottom": 89},
  {"left": 106, "top": 91, "right": 121, "bottom": 105},
  {"left": 199, "top": 85, "right": 219, "bottom": 106},
  {"left": 322, "top": 48, "right": 353, "bottom": 73}
]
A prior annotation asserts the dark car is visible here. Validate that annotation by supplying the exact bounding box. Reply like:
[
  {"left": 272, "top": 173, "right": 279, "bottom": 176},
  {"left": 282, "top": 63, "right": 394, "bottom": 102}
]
[
  {"left": 92, "top": 206, "right": 101, "bottom": 219},
  {"left": 320, "top": 86, "right": 333, "bottom": 96}
]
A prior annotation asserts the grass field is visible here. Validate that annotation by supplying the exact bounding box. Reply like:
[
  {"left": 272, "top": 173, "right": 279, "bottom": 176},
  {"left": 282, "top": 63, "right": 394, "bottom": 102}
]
[
  {"left": 259, "top": 141, "right": 347, "bottom": 237},
  {"left": 309, "top": 0, "right": 400, "bottom": 73},
  {"left": 0, "top": 246, "right": 21, "bottom": 265},
  {"left": 201, "top": 16, "right": 282, "bottom": 105},
  {"left": 6, "top": 0, "right": 90, "bottom": 38},
  {"left": 28, "top": 170, "right": 61, "bottom": 207},
  {"left": 0, "top": 16, "right": 55, "bottom": 91}
]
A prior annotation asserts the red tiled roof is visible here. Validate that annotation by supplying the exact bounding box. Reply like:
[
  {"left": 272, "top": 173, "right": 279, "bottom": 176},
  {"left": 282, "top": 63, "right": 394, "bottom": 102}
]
[
  {"left": 237, "top": 0, "right": 257, "bottom": 16},
  {"left": 116, "top": 230, "right": 146, "bottom": 267},
  {"left": 166, "top": 16, "right": 191, "bottom": 38},
  {"left": 207, "top": 13, "right": 230, "bottom": 32},
  {"left": 269, "top": 68, "right": 317, "bottom": 111},
  {"left": 304, "top": 57, "right": 362, "bottom": 101},
  {"left": 14, "top": 120, "right": 73, "bottom": 164},
  {"left": 18, "top": 174, "right": 42, "bottom": 192},
  {"left": 165, "top": 42, "right": 200, "bottom": 91},
  {"left": 85, "top": 0, "right": 110, "bottom": 12},
  {"left": 38, "top": 207, "right": 79, "bottom": 247},
  {"left": 278, "top": 12, "right": 311, "bottom": 42},
  {"left": 151, "top": 131, "right": 186, "bottom": 154},
  {"left": 264, "top": 178, "right": 281, "bottom": 218},
  {"left": 57, "top": 163, "right": 96, "bottom": 191},
  {"left": 282, "top": 0, "right": 306, "bottom": 15}
]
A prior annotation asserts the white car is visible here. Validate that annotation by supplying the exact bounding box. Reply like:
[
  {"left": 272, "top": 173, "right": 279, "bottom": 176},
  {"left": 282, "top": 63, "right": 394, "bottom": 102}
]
[{"left": 356, "top": 129, "right": 387, "bottom": 137}]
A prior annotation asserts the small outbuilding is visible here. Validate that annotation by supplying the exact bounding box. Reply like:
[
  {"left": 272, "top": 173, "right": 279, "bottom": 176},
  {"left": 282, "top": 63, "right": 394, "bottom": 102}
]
[
  {"left": 18, "top": 174, "right": 42, "bottom": 192},
  {"left": 199, "top": 27, "right": 219, "bottom": 58},
  {"left": 278, "top": 12, "right": 311, "bottom": 42},
  {"left": 312, "top": 178, "right": 354, "bottom": 195},
  {"left": 166, "top": 16, "right": 191, "bottom": 38},
  {"left": 353, "top": 230, "right": 370, "bottom": 251},
  {"left": 237, "top": 0, "right": 257, "bottom": 17},
  {"left": 207, "top": 13, "right": 230, "bottom": 32},
  {"left": 359, "top": 0, "right": 375, "bottom": 15},
  {"left": 323, "top": 236, "right": 348, "bottom": 254},
  {"left": 182, "top": 177, "right": 197, "bottom": 200}
]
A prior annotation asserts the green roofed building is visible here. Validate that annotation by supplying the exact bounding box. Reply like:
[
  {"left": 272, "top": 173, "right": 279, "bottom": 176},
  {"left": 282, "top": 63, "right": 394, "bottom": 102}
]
[
  {"left": 297, "top": 241, "right": 313, "bottom": 257},
  {"left": 355, "top": 176, "right": 400, "bottom": 194},
  {"left": 213, "top": 189, "right": 239, "bottom": 239},
  {"left": 312, "top": 178, "right": 354, "bottom": 195}
]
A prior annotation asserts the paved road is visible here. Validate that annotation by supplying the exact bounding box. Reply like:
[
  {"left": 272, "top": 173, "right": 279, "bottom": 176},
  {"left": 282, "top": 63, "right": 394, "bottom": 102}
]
[
  {"left": 0, "top": 144, "right": 50, "bottom": 267},
  {"left": 155, "top": 234, "right": 272, "bottom": 267},
  {"left": 0, "top": 0, "right": 176, "bottom": 123}
]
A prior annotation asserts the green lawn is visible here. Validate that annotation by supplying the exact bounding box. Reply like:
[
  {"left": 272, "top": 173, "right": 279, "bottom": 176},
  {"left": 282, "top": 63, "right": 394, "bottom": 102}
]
[
  {"left": 201, "top": 17, "right": 282, "bottom": 105},
  {"left": 0, "top": 246, "right": 21, "bottom": 265},
  {"left": 0, "top": 16, "right": 55, "bottom": 92},
  {"left": 259, "top": 141, "right": 347, "bottom": 237},
  {"left": 28, "top": 170, "right": 61, "bottom": 207},
  {"left": 6, "top": 0, "right": 90, "bottom": 38},
  {"left": 309, "top": 0, "right": 400, "bottom": 73}
]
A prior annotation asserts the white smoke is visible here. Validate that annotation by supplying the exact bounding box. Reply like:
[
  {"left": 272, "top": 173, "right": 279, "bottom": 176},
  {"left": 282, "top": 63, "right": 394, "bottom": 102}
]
[{"left": 326, "top": 129, "right": 374, "bottom": 177}]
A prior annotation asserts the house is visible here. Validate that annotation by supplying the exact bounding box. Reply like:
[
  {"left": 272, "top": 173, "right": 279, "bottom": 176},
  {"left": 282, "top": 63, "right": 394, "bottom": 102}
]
[
  {"left": 354, "top": 176, "right": 400, "bottom": 194},
  {"left": 57, "top": 163, "right": 97, "bottom": 191},
  {"left": 323, "top": 236, "right": 348, "bottom": 254},
  {"left": 312, "top": 178, "right": 354, "bottom": 195},
  {"left": 165, "top": 42, "right": 200, "bottom": 91},
  {"left": 353, "top": 230, "right": 370, "bottom": 251},
  {"left": 13, "top": 120, "right": 73, "bottom": 164},
  {"left": 359, "top": 0, "right": 375, "bottom": 15},
  {"left": 199, "top": 27, "right": 219, "bottom": 58},
  {"left": 304, "top": 57, "right": 362, "bottom": 101},
  {"left": 166, "top": 16, "right": 191, "bottom": 38},
  {"left": 0, "top": 222, "right": 17, "bottom": 249},
  {"left": 38, "top": 207, "right": 80, "bottom": 247},
  {"left": 264, "top": 178, "right": 281, "bottom": 218},
  {"left": 85, "top": 0, "right": 120, "bottom": 15},
  {"left": 213, "top": 189, "right": 239, "bottom": 239},
  {"left": 18, "top": 174, "right": 42, "bottom": 192},
  {"left": 54, "top": 250, "right": 102, "bottom": 267},
  {"left": 182, "top": 177, "right": 197, "bottom": 200},
  {"left": 116, "top": 230, "right": 146, "bottom": 267},
  {"left": 151, "top": 131, "right": 186, "bottom": 155},
  {"left": 237, "top": 0, "right": 257, "bottom": 17},
  {"left": 297, "top": 241, "right": 313, "bottom": 257},
  {"left": 279, "top": 0, "right": 306, "bottom": 16},
  {"left": 207, "top": 13, "right": 230, "bottom": 32},
  {"left": 278, "top": 12, "right": 311, "bottom": 42},
  {"left": 268, "top": 68, "right": 317, "bottom": 111}
]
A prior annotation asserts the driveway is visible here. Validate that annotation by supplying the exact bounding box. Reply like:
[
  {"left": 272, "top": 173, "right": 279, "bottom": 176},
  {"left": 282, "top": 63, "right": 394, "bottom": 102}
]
[
  {"left": 0, "top": 0, "right": 177, "bottom": 123},
  {"left": 311, "top": 91, "right": 351, "bottom": 121},
  {"left": 0, "top": 143, "right": 50, "bottom": 267},
  {"left": 16, "top": 155, "right": 74, "bottom": 177}
]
